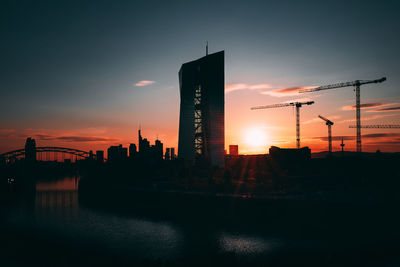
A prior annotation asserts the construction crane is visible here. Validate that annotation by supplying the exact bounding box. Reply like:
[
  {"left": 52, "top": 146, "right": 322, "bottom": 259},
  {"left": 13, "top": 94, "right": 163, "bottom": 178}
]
[
  {"left": 251, "top": 101, "right": 314, "bottom": 148},
  {"left": 300, "top": 77, "right": 386, "bottom": 153},
  {"left": 349, "top": 125, "right": 400, "bottom": 129},
  {"left": 318, "top": 115, "right": 334, "bottom": 154}
]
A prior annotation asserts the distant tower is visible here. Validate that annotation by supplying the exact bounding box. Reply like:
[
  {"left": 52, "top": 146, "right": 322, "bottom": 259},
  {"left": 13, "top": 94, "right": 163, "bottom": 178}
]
[
  {"left": 229, "top": 145, "right": 239, "bottom": 156},
  {"left": 25, "top": 137, "right": 36, "bottom": 163},
  {"left": 129, "top": 144, "right": 137, "bottom": 158},
  {"left": 154, "top": 139, "right": 163, "bottom": 160},
  {"left": 340, "top": 138, "right": 345, "bottom": 156},
  {"left": 96, "top": 150, "right": 104, "bottom": 163},
  {"left": 178, "top": 51, "right": 225, "bottom": 167}
]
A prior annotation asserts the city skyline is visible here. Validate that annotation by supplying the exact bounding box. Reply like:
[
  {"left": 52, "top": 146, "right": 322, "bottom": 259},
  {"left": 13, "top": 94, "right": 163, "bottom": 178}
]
[{"left": 1, "top": 0, "right": 400, "bottom": 155}]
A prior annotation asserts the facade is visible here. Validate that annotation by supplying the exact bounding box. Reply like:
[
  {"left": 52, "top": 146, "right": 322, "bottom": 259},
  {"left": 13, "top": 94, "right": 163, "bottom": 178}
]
[{"left": 178, "top": 51, "right": 225, "bottom": 167}]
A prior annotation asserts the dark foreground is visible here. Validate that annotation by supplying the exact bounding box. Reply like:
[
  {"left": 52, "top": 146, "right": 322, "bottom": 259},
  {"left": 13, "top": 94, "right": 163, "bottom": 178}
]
[{"left": 1, "top": 176, "right": 400, "bottom": 267}]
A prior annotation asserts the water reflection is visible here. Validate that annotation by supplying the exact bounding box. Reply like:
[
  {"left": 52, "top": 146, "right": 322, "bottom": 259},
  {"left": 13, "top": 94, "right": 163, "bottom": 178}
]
[
  {"left": 5, "top": 176, "right": 287, "bottom": 263},
  {"left": 219, "top": 232, "right": 280, "bottom": 255},
  {"left": 32, "top": 176, "right": 184, "bottom": 259}
]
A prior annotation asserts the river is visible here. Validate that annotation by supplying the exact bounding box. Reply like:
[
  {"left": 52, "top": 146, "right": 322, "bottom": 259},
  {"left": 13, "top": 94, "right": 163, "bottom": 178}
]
[{"left": 1, "top": 176, "right": 399, "bottom": 266}]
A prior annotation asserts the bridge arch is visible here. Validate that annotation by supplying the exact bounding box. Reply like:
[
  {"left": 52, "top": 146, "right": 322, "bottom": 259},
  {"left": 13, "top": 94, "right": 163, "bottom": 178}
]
[{"left": 0, "top": 147, "right": 94, "bottom": 163}]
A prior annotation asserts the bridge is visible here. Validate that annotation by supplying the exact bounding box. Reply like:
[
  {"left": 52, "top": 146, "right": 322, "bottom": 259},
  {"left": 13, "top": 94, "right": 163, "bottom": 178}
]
[{"left": 0, "top": 146, "right": 94, "bottom": 163}]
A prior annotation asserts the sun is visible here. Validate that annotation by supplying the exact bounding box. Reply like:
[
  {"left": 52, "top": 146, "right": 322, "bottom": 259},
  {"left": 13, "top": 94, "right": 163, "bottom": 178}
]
[{"left": 244, "top": 127, "right": 268, "bottom": 149}]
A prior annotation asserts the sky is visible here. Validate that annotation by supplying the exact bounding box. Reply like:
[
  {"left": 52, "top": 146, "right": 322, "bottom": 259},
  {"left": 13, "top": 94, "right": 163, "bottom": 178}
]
[{"left": 1, "top": 0, "right": 400, "bottom": 156}]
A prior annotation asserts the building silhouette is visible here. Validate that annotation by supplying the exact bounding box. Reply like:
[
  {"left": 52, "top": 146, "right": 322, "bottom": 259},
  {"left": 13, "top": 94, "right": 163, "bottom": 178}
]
[
  {"left": 25, "top": 137, "right": 36, "bottom": 163},
  {"left": 152, "top": 139, "right": 163, "bottom": 160},
  {"left": 137, "top": 128, "right": 164, "bottom": 161},
  {"left": 96, "top": 150, "right": 104, "bottom": 162},
  {"left": 165, "top": 147, "right": 176, "bottom": 160},
  {"left": 138, "top": 129, "right": 150, "bottom": 154},
  {"left": 178, "top": 51, "right": 225, "bottom": 167},
  {"left": 269, "top": 146, "right": 311, "bottom": 163},
  {"left": 229, "top": 145, "right": 239, "bottom": 156},
  {"left": 129, "top": 143, "right": 137, "bottom": 158},
  {"left": 107, "top": 145, "right": 127, "bottom": 162},
  {"left": 171, "top": 147, "right": 175, "bottom": 159}
]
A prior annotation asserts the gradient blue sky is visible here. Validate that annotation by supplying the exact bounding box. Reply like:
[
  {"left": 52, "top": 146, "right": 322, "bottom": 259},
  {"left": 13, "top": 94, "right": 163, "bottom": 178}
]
[{"left": 1, "top": 0, "right": 399, "bottom": 154}]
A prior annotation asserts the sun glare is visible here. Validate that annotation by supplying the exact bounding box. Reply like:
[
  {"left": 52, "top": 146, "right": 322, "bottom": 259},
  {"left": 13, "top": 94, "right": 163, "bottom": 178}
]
[{"left": 244, "top": 127, "right": 268, "bottom": 151}]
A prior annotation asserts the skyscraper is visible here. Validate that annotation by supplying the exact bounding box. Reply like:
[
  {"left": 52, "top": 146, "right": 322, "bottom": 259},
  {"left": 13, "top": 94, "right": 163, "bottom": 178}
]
[
  {"left": 178, "top": 51, "right": 225, "bottom": 167},
  {"left": 25, "top": 137, "right": 36, "bottom": 163}
]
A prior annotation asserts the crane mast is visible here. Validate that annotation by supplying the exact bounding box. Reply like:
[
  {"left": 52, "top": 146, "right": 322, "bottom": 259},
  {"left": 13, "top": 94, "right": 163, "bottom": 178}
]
[
  {"left": 318, "top": 115, "right": 334, "bottom": 154},
  {"left": 251, "top": 101, "right": 314, "bottom": 149},
  {"left": 300, "top": 77, "right": 386, "bottom": 153}
]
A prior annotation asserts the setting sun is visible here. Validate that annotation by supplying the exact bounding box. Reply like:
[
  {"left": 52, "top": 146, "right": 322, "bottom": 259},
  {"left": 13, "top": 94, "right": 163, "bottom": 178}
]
[{"left": 243, "top": 127, "right": 269, "bottom": 153}]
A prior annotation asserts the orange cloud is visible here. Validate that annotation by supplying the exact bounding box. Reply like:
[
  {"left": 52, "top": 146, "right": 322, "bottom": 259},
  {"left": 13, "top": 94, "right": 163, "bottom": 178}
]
[
  {"left": 32, "top": 134, "right": 120, "bottom": 142},
  {"left": 313, "top": 133, "right": 400, "bottom": 142},
  {"left": 135, "top": 80, "right": 155, "bottom": 86},
  {"left": 342, "top": 102, "right": 390, "bottom": 111},
  {"left": 337, "top": 114, "right": 397, "bottom": 123},
  {"left": 225, "top": 83, "right": 272, "bottom": 93},
  {"left": 261, "top": 86, "right": 317, "bottom": 97},
  {"left": 367, "top": 106, "right": 400, "bottom": 113},
  {"left": 0, "top": 129, "right": 16, "bottom": 138}
]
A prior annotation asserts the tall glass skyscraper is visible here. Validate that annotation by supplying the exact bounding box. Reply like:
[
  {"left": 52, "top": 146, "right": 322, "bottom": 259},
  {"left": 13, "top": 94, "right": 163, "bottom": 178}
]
[{"left": 178, "top": 51, "right": 225, "bottom": 167}]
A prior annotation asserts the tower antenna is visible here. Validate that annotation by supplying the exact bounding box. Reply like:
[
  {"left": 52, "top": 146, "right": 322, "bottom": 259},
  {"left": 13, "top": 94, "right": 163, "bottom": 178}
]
[{"left": 206, "top": 41, "right": 208, "bottom": 56}]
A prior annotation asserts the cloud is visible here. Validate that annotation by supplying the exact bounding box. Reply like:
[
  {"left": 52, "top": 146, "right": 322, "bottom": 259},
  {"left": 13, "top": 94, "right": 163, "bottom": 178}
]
[
  {"left": 261, "top": 86, "right": 317, "bottom": 97},
  {"left": 0, "top": 129, "right": 16, "bottom": 138},
  {"left": 364, "top": 140, "right": 400, "bottom": 145},
  {"left": 55, "top": 136, "right": 120, "bottom": 142},
  {"left": 225, "top": 83, "right": 272, "bottom": 93},
  {"left": 363, "top": 133, "right": 400, "bottom": 138},
  {"left": 313, "top": 136, "right": 355, "bottom": 141},
  {"left": 367, "top": 106, "right": 400, "bottom": 113},
  {"left": 33, "top": 134, "right": 119, "bottom": 142},
  {"left": 337, "top": 114, "right": 397, "bottom": 123},
  {"left": 135, "top": 80, "right": 155, "bottom": 87},
  {"left": 283, "top": 97, "right": 314, "bottom": 104},
  {"left": 313, "top": 133, "right": 400, "bottom": 142},
  {"left": 225, "top": 83, "right": 318, "bottom": 97},
  {"left": 342, "top": 102, "right": 391, "bottom": 111},
  {"left": 34, "top": 134, "right": 54, "bottom": 140}
]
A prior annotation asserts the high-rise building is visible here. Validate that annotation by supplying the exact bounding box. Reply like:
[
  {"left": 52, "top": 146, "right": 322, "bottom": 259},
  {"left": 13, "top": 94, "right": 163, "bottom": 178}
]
[
  {"left": 164, "top": 147, "right": 176, "bottom": 160},
  {"left": 96, "top": 150, "right": 104, "bottom": 162},
  {"left": 229, "top": 145, "right": 239, "bottom": 156},
  {"left": 107, "top": 145, "right": 127, "bottom": 162},
  {"left": 25, "top": 137, "right": 36, "bottom": 163},
  {"left": 178, "top": 51, "right": 225, "bottom": 167},
  {"left": 129, "top": 143, "right": 137, "bottom": 158},
  {"left": 153, "top": 139, "right": 163, "bottom": 160},
  {"left": 165, "top": 148, "right": 171, "bottom": 160},
  {"left": 170, "top": 147, "right": 175, "bottom": 159},
  {"left": 138, "top": 129, "right": 150, "bottom": 154}
]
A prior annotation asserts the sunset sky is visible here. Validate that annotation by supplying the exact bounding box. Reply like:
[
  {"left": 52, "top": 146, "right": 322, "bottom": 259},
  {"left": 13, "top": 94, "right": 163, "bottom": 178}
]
[{"left": 1, "top": 0, "right": 400, "bottom": 156}]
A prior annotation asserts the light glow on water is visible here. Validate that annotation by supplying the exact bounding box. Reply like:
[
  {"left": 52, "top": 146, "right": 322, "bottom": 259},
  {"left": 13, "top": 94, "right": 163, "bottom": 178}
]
[{"left": 219, "top": 232, "right": 280, "bottom": 255}]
